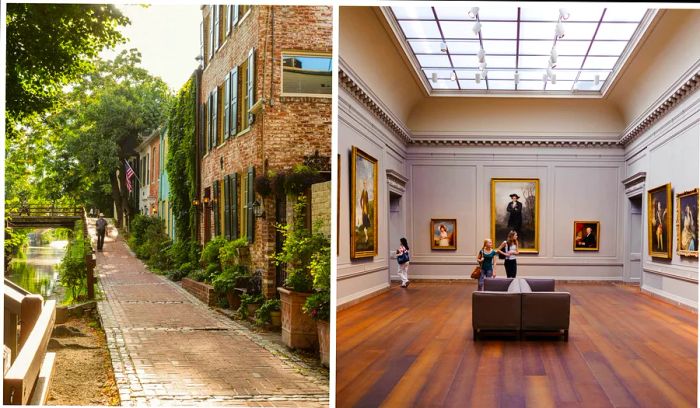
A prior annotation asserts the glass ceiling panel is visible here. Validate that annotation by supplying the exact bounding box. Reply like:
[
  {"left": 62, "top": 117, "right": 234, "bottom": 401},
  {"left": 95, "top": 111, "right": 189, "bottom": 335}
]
[
  {"left": 439, "top": 21, "right": 479, "bottom": 39},
  {"left": 596, "top": 23, "right": 640, "bottom": 40},
  {"left": 399, "top": 20, "right": 441, "bottom": 39},
  {"left": 392, "top": 7, "right": 434, "bottom": 20},
  {"left": 588, "top": 41, "right": 627, "bottom": 56},
  {"left": 390, "top": 5, "right": 651, "bottom": 95},
  {"left": 481, "top": 40, "right": 517, "bottom": 55}
]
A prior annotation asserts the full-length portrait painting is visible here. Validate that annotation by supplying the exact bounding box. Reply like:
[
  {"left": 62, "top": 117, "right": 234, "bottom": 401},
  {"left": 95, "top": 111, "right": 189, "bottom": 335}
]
[
  {"left": 431, "top": 219, "right": 457, "bottom": 250},
  {"left": 491, "top": 178, "right": 539, "bottom": 253},
  {"left": 351, "top": 147, "right": 378, "bottom": 258},
  {"left": 573, "top": 221, "right": 600, "bottom": 251},
  {"left": 648, "top": 183, "right": 672, "bottom": 259},
  {"left": 676, "top": 188, "right": 698, "bottom": 257}
]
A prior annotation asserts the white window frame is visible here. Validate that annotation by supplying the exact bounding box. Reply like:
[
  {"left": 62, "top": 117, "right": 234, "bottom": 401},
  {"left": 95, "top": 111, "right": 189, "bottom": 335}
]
[{"left": 280, "top": 51, "right": 333, "bottom": 98}]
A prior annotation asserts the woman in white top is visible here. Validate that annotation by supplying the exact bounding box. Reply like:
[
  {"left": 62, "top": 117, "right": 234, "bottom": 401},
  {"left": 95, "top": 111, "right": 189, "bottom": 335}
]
[{"left": 498, "top": 230, "right": 520, "bottom": 278}]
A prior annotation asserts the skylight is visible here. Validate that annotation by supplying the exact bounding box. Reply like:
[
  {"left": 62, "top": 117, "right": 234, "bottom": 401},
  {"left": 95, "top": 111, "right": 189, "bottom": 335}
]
[{"left": 388, "top": 5, "right": 653, "bottom": 96}]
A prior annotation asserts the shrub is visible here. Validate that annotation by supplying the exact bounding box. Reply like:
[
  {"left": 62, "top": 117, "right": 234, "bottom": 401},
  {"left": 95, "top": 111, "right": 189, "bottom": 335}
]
[
  {"left": 200, "top": 236, "right": 227, "bottom": 271},
  {"left": 187, "top": 269, "right": 210, "bottom": 283},
  {"left": 237, "top": 293, "right": 265, "bottom": 319},
  {"left": 284, "top": 164, "right": 319, "bottom": 196},
  {"left": 255, "top": 298, "right": 281, "bottom": 325},
  {"left": 166, "top": 268, "right": 190, "bottom": 282},
  {"left": 219, "top": 237, "right": 249, "bottom": 268},
  {"left": 212, "top": 264, "right": 248, "bottom": 294}
]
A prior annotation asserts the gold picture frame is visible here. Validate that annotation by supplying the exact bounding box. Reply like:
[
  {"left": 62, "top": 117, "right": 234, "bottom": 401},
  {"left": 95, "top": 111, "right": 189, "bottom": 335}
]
[
  {"left": 573, "top": 221, "right": 600, "bottom": 251},
  {"left": 350, "top": 146, "right": 378, "bottom": 259},
  {"left": 676, "top": 188, "right": 698, "bottom": 257},
  {"left": 431, "top": 219, "right": 457, "bottom": 250},
  {"left": 491, "top": 178, "right": 539, "bottom": 253},
  {"left": 648, "top": 183, "right": 672, "bottom": 259}
]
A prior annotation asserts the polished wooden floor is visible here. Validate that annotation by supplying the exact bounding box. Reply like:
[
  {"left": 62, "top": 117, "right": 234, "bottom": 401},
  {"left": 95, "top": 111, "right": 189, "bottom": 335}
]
[{"left": 337, "top": 282, "right": 697, "bottom": 407}]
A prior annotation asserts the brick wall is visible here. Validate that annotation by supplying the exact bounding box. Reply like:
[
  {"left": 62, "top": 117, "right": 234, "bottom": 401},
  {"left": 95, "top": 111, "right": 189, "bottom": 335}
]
[
  {"left": 181, "top": 278, "right": 218, "bottom": 306},
  {"left": 198, "top": 5, "right": 332, "bottom": 299},
  {"left": 311, "top": 181, "right": 331, "bottom": 237}
]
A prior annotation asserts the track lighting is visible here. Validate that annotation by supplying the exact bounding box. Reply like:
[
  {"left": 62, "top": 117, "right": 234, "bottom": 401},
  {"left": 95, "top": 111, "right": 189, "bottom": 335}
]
[
  {"left": 594, "top": 74, "right": 600, "bottom": 86},
  {"left": 472, "top": 21, "right": 481, "bottom": 35},
  {"left": 559, "top": 8, "right": 570, "bottom": 21},
  {"left": 514, "top": 72, "right": 520, "bottom": 85},
  {"left": 555, "top": 22, "right": 565, "bottom": 39},
  {"left": 546, "top": 67, "right": 553, "bottom": 78},
  {"left": 468, "top": 7, "right": 479, "bottom": 19},
  {"left": 479, "top": 62, "right": 487, "bottom": 71},
  {"left": 550, "top": 48, "right": 558, "bottom": 65},
  {"left": 450, "top": 71, "right": 456, "bottom": 81},
  {"left": 440, "top": 42, "right": 447, "bottom": 53},
  {"left": 475, "top": 72, "right": 481, "bottom": 84},
  {"left": 431, "top": 72, "right": 438, "bottom": 83},
  {"left": 551, "top": 73, "right": 557, "bottom": 84},
  {"left": 477, "top": 48, "right": 485, "bottom": 63}
]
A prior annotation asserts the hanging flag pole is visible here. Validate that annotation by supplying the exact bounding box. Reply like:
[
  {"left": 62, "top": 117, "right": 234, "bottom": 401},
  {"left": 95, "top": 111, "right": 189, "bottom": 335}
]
[{"left": 124, "top": 159, "right": 140, "bottom": 193}]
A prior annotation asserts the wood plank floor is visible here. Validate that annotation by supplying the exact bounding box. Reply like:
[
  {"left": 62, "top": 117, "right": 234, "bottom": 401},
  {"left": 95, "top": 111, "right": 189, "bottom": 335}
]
[{"left": 336, "top": 282, "right": 697, "bottom": 407}]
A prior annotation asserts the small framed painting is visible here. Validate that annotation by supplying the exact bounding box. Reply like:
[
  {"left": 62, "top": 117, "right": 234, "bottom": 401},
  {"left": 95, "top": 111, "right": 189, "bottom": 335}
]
[
  {"left": 648, "top": 183, "right": 673, "bottom": 259},
  {"left": 573, "top": 221, "right": 600, "bottom": 251},
  {"left": 431, "top": 219, "right": 457, "bottom": 250},
  {"left": 676, "top": 188, "right": 698, "bottom": 257}
]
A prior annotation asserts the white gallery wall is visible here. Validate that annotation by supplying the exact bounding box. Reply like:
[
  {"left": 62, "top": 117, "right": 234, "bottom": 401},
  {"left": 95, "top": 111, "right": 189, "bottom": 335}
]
[
  {"left": 624, "top": 90, "right": 699, "bottom": 309},
  {"left": 403, "top": 148, "right": 626, "bottom": 280}
]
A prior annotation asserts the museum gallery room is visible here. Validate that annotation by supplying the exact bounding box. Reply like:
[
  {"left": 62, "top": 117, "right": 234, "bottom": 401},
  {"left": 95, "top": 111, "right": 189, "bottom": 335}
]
[{"left": 336, "top": 5, "right": 698, "bottom": 407}]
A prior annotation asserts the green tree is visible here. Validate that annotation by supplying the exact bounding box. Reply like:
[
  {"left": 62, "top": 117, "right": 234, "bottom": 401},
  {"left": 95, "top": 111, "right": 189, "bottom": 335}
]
[{"left": 5, "top": 4, "right": 129, "bottom": 140}]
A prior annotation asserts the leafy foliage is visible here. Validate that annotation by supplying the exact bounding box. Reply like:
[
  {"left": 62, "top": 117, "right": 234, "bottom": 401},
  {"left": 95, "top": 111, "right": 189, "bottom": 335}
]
[
  {"left": 59, "top": 221, "right": 91, "bottom": 302},
  {"left": 255, "top": 299, "right": 281, "bottom": 325},
  {"left": 237, "top": 293, "right": 265, "bottom": 319},
  {"left": 6, "top": 4, "right": 129, "bottom": 131},
  {"left": 303, "top": 291, "right": 330, "bottom": 321},
  {"left": 127, "top": 214, "right": 172, "bottom": 271},
  {"left": 200, "top": 237, "right": 227, "bottom": 272}
]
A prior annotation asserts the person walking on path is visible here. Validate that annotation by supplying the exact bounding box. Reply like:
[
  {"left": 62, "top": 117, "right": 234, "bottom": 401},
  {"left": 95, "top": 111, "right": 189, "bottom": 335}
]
[
  {"left": 476, "top": 238, "right": 497, "bottom": 291},
  {"left": 96, "top": 212, "right": 107, "bottom": 251},
  {"left": 396, "top": 237, "right": 410, "bottom": 288},
  {"left": 498, "top": 230, "right": 520, "bottom": 278}
]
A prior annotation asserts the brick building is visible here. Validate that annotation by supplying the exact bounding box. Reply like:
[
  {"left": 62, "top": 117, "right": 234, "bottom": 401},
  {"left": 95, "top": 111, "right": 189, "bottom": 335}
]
[
  {"left": 136, "top": 129, "right": 160, "bottom": 216},
  {"left": 196, "top": 5, "right": 332, "bottom": 298}
]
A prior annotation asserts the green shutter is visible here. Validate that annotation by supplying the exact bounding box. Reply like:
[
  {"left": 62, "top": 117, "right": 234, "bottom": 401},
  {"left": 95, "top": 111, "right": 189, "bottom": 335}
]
[
  {"left": 212, "top": 88, "right": 218, "bottom": 146},
  {"left": 224, "top": 175, "right": 231, "bottom": 240},
  {"left": 208, "top": 92, "right": 214, "bottom": 151},
  {"left": 213, "top": 181, "right": 220, "bottom": 236},
  {"left": 247, "top": 48, "right": 255, "bottom": 124},
  {"left": 230, "top": 67, "right": 238, "bottom": 137},
  {"left": 247, "top": 166, "right": 255, "bottom": 243},
  {"left": 231, "top": 173, "right": 239, "bottom": 239},
  {"left": 224, "top": 75, "right": 230, "bottom": 139}
]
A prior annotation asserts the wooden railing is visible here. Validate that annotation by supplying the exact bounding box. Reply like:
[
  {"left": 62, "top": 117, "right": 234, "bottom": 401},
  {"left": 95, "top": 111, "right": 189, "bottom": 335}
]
[
  {"left": 6, "top": 205, "right": 82, "bottom": 217},
  {"left": 3, "top": 279, "right": 57, "bottom": 405}
]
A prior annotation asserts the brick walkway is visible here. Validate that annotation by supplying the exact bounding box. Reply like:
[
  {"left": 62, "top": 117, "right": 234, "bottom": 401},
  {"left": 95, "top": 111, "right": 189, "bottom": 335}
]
[{"left": 91, "top": 222, "right": 329, "bottom": 406}]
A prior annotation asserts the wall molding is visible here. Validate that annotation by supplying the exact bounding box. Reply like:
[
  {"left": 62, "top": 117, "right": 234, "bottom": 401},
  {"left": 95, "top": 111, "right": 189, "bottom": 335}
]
[
  {"left": 620, "top": 64, "right": 700, "bottom": 146},
  {"left": 410, "top": 138, "right": 620, "bottom": 148}
]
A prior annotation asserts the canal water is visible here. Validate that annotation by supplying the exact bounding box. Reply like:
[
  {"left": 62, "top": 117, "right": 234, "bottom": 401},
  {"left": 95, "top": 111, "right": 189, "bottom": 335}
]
[{"left": 6, "top": 237, "right": 68, "bottom": 302}]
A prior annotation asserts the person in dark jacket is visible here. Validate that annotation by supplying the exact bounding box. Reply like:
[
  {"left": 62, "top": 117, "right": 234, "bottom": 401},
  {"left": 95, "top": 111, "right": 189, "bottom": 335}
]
[
  {"left": 506, "top": 193, "right": 522, "bottom": 235},
  {"left": 96, "top": 213, "right": 107, "bottom": 251}
]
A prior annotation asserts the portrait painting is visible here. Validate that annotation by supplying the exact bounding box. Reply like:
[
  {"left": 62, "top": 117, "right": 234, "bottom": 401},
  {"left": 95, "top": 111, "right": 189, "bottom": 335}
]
[
  {"left": 431, "top": 219, "right": 457, "bottom": 250},
  {"left": 573, "top": 221, "right": 600, "bottom": 251},
  {"left": 648, "top": 183, "right": 672, "bottom": 259},
  {"left": 676, "top": 188, "right": 698, "bottom": 257},
  {"left": 351, "top": 146, "right": 378, "bottom": 258},
  {"left": 491, "top": 178, "right": 539, "bottom": 253}
]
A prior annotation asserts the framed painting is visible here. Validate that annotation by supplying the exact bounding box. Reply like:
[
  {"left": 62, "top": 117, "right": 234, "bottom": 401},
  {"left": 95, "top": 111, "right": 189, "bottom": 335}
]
[
  {"left": 491, "top": 178, "right": 539, "bottom": 253},
  {"left": 573, "top": 221, "right": 600, "bottom": 251},
  {"left": 431, "top": 219, "right": 457, "bottom": 250},
  {"left": 350, "top": 146, "right": 378, "bottom": 259},
  {"left": 676, "top": 188, "right": 698, "bottom": 257},
  {"left": 648, "top": 183, "right": 672, "bottom": 258}
]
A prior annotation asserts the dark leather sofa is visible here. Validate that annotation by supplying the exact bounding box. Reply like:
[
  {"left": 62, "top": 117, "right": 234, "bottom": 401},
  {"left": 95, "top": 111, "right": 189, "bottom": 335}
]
[{"left": 472, "top": 278, "right": 570, "bottom": 340}]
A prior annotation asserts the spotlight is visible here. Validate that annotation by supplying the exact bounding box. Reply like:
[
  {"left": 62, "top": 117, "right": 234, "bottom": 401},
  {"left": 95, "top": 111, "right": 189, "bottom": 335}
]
[
  {"left": 594, "top": 74, "right": 600, "bottom": 86},
  {"left": 546, "top": 67, "right": 554, "bottom": 78},
  {"left": 431, "top": 72, "right": 438, "bottom": 83},
  {"left": 550, "top": 47, "right": 558, "bottom": 64},
  {"left": 468, "top": 7, "right": 479, "bottom": 19},
  {"left": 559, "top": 8, "right": 570, "bottom": 21},
  {"left": 450, "top": 71, "right": 456, "bottom": 81},
  {"left": 472, "top": 21, "right": 482, "bottom": 36},
  {"left": 477, "top": 48, "right": 485, "bottom": 63},
  {"left": 555, "top": 22, "right": 565, "bottom": 39},
  {"left": 475, "top": 72, "right": 481, "bottom": 83},
  {"left": 551, "top": 73, "right": 557, "bottom": 84},
  {"left": 440, "top": 42, "right": 447, "bottom": 53},
  {"left": 514, "top": 72, "right": 520, "bottom": 85}
]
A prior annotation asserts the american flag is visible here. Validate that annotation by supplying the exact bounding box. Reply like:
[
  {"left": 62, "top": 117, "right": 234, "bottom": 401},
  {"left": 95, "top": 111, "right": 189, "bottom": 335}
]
[{"left": 125, "top": 160, "right": 135, "bottom": 193}]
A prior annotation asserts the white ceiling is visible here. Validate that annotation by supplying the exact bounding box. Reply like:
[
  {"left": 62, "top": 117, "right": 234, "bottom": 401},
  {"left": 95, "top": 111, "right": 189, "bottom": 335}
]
[{"left": 388, "top": 5, "right": 654, "bottom": 96}]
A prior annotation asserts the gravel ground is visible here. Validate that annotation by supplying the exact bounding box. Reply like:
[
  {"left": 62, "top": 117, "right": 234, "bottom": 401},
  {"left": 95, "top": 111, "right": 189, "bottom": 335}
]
[{"left": 47, "top": 313, "right": 119, "bottom": 406}]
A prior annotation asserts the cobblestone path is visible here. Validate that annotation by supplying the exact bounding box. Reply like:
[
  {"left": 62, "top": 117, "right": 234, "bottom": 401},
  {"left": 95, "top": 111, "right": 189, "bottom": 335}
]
[{"left": 91, "top": 223, "right": 329, "bottom": 406}]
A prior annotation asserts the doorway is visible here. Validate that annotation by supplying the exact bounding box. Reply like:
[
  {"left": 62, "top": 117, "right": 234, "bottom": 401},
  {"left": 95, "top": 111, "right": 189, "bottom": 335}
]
[
  {"left": 388, "top": 192, "right": 403, "bottom": 284},
  {"left": 628, "top": 195, "right": 643, "bottom": 282}
]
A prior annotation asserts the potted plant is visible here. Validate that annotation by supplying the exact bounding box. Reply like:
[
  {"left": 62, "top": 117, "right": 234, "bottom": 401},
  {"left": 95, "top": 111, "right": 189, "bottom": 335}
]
[
  {"left": 274, "top": 197, "right": 329, "bottom": 349},
  {"left": 255, "top": 298, "right": 281, "bottom": 327},
  {"left": 304, "top": 244, "right": 330, "bottom": 366},
  {"left": 238, "top": 293, "right": 264, "bottom": 320},
  {"left": 212, "top": 265, "right": 248, "bottom": 309}
]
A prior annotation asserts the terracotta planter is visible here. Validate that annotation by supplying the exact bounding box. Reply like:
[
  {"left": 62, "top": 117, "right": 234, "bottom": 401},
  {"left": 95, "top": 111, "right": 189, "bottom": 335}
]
[
  {"left": 317, "top": 320, "right": 330, "bottom": 367},
  {"left": 247, "top": 302, "right": 261, "bottom": 316},
  {"left": 270, "top": 310, "right": 281, "bottom": 328},
  {"left": 277, "top": 287, "right": 317, "bottom": 349},
  {"left": 225, "top": 290, "right": 241, "bottom": 310}
]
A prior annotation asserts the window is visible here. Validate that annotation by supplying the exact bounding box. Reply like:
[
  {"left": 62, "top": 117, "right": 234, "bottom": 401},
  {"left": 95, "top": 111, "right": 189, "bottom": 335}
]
[
  {"left": 217, "top": 84, "right": 223, "bottom": 146},
  {"left": 231, "top": 5, "right": 239, "bottom": 28},
  {"left": 223, "top": 75, "right": 230, "bottom": 139},
  {"left": 213, "top": 6, "right": 219, "bottom": 51},
  {"left": 208, "top": 10, "right": 213, "bottom": 61},
  {"left": 203, "top": 100, "right": 209, "bottom": 155},
  {"left": 223, "top": 5, "right": 230, "bottom": 37},
  {"left": 209, "top": 89, "right": 218, "bottom": 150},
  {"left": 224, "top": 174, "right": 239, "bottom": 239},
  {"left": 236, "top": 48, "right": 255, "bottom": 131},
  {"left": 199, "top": 21, "right": 205, "bottom": 67},
  {"left": 239, "top": 5, "right": 251, "bottom": 19},
  {"left": 229, "top": 67, "right": 238, "bottom": 137},
  {"left": 281, "top": 53, "right": 332, "bottom": 96}
]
